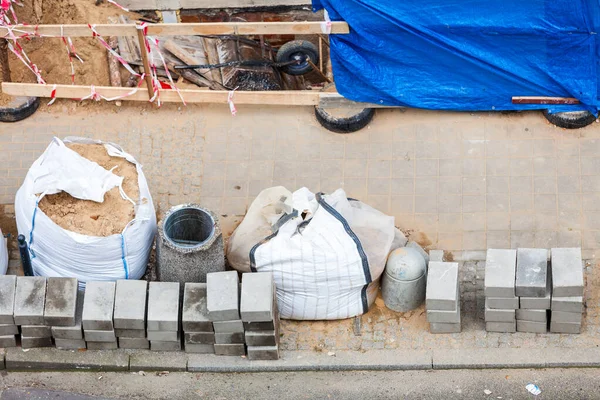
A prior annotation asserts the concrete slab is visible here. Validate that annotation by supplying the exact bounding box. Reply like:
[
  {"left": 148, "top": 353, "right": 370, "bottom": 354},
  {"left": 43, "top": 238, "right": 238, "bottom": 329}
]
[
  {"left": 0, "top": 348, "right": 4, "bottom": 369},
  {"left": 247, "top": 346, "right": 279, "bottom": 360},
  {"left": 484, "top": 249, "right": 517, "bottom": 298},
  {"left": 245, "top": 331, "right": 278, "bottom": 347},
  {"left": 485, "top": 321, "right": 516, "bottom": 333},
  {"left": 551, "top": 296, "right": 583, "bottom": 313},
  {"left": 185, "top": 343, "right": 215, "bottom": 354},
  {"left": 82, "top": 281, "right": 116, "bottom": 331},
  {"left": 429, "top": 322, "right": 461, "bottom": 334},
  {"left": 207, "top": 271, "right": 240, "bottom": 321},
  {"left": 213, "top": 320, "right": 244, "bottom": 333},
  {"left": 14, "top": 276, "right": 46, "bottom": 325},
  {"left": 147, "top": 331, "right": 178, "bottom": 342},
  {"left": 550, "top": 321, "right": 581, "bottom": 334},
  {"left": 0, "top": 275, "right": 16, "bottom": 324},
  {"left": 182, "top": 283, "right": 212, "bottom": 332},
  {"left": 184, "top": 332, "right": 215, "bottom": 344},
  {"left": 241, "top": 272, "right": 274, "bottom": 322},
  {"left": 44, "top": 277, "right": 78, "bottom": 327},
  {"left": 426, "top": 308, "right": 460, "bottom": 324},
  {"left": 519, "top": 294, "right": 551, "bottom": 309},
  {"left": 551, "top": 248, "right": 584, "bottom": 297},
  {"left": 516, "top": 309, "right": 547, "bottom": 323},
  {"left": 428, "top": 250, "right": 444, "bottom": 262},
  {"left": 425, "top": 262, "right": 459, "bottom": 311},
  {"left": 5, "top": 347, "right": 129, "bottom": 371},
  {"left": 87, "top": 341, "right": 118, "bottom": 350},
  {"left": 130, "top": 351, "right": 187, "bottom": 371},
  {"left": 21, "top": 325, "right": 51, "bottom": 338},
  {"left": 84, "top": 329, "right": 116, "bottom": 342},
  {"left": 515, "top": 248, "right": 548, "bottom": 297},
  {"left": 118, "top": 337, "right": 150, "bottom": 349},
  {"left": 52, "top": 290, "right": 83, "bottom": 340},
  {"left": 113, "top": 280, "right": 147, "bottom": 330},
  {"left": 516, "top": 320, "right": 547, "bottom": 333},
  {"left": 486, "top": 296, "right": 519, "bottom": 310},
  {"left": 433, "top": 348, "right": 546, "bottom": 369},
  {"left": 244, "top": 321, "right": 275, "bottom": 332},
  {"left": 484, "top": 303, "right": 515, "bottom": 322},
  {"left": 115, "top": 329, "right": 146, "bottom": 338},
  {"left": 0, "top": 324, "right": 18, "bottom": 336},
  {"left": 54, "top": 338, "right": 86, "bottom": 350},
  {"left": 215, "top": 332, "right": 245, "bottom": 344},
  {"left": 0, "top": 335, "right": 16, "bottom": 348},
  {"left": 147, "top": 282, "right": 180, "bottom": 332},
  {"left": 545, "top": 348, "right": 600, "bottom": 367},
  {"left": 214, "top": 344, "right": 245, "bottom": 356},
  {"left": 407, "top": 241, "right": 430, "bottom": 265},
  {"left": 151, "top": 339, "right": 182, "bottom": 352},
  {"left": 551, "top": 310, "right": 582, "bottom": 324},
  {"left": 21, "top": 336, "right": 53, "bottom": 349}
]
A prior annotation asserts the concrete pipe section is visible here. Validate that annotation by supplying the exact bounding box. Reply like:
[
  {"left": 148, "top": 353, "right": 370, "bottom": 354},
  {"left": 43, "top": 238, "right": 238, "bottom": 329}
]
[{"left": 156, "top": 204, "right": 225, "bottom": 284}]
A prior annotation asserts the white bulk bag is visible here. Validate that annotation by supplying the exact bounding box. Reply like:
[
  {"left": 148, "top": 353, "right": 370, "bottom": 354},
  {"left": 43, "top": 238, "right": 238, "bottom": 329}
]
[
  {"left": 0, "top": 228, "right": 7, "bottom": 275},
  {"left": 15, "top": 137, "right": 156, "bottom": 284},
  {"left": 227, "top": 187, "right": 396, "bottom": 320}
]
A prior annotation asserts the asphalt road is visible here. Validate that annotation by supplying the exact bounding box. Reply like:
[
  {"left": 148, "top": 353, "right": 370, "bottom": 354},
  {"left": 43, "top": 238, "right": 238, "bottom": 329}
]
[{"left": 1, "top": 368, "right": 599, "bottom": 399}]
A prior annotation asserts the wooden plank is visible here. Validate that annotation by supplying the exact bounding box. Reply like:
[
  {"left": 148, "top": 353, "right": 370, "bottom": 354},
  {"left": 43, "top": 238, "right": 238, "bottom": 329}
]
[
  {"left": 0, "top": 22, "right": 349, "bottom": 38},
  {"left": 1, "top": 82, "right": 322, "bottom": 105},
  {"left": 136, "top": 25, "right": 155, "bottom": 99},
  {"left": 512, "top": 96, "right": 580, "bottom": 105},
  {"left": 318, "top": 93, "right": 400, "bottom": 109}
]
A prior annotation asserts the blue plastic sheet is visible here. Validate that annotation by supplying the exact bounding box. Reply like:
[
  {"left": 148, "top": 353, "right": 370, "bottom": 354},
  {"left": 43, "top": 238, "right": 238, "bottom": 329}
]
[{"left": 312, "top": 0, "right": 600, "bottom": 112}]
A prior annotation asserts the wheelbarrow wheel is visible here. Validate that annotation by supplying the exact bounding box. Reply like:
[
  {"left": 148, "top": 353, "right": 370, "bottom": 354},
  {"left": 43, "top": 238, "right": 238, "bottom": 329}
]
[
  {"left": 276, "top": 40, "right": 319, "bottom": 76},
  {"left": 0, "top": 96, "right": 40, "bottom": 123},
  {"left": 315, "top": 106, "right": 375, "bottom": 134},
  {"left": 543, "top": 110, "right": 596, "bottom": 129}
]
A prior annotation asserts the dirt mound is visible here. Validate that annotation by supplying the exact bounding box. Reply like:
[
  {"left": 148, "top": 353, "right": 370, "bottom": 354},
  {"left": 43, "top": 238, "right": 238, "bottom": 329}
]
[{"left": 38, "top": 143, "right": 139, "bottom": 237}]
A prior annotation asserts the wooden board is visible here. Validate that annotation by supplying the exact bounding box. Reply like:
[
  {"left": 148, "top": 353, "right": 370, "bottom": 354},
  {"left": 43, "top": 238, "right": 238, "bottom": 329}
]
[{"left": 512, "top": 96, "right": 580, "bottom": 105}]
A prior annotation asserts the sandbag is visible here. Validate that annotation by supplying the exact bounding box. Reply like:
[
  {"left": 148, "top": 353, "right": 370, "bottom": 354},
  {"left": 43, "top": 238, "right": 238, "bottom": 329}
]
[
  {"left": 227, "top": 187, "right": 396, "bottom": 320},
  {"left": 15, "top": 137, "right": 156, "bottom": 284}
]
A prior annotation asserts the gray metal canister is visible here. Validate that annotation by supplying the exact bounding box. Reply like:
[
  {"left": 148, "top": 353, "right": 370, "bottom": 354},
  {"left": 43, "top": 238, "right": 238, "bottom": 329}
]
[{"left": 381, "top": 247, "right": 427, "bottom": 312}]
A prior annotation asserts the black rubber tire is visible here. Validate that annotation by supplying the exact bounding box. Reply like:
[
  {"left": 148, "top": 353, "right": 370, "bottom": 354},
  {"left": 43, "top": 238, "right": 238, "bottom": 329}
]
[
  {"left": 0, "top": 96, "right": 40, "bottom": 123},
  {"left": 315, "top": 106, "right": 375, "bottom": 134},
  {"left": 543, "top": 110, "right": 596, "bottom": 129},
  {"left": 276, "top": 40, "right": 319, "bottom": 76}
]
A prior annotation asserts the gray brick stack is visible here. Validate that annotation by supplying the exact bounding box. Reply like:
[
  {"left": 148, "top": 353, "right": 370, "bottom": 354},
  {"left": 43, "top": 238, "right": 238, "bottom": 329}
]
[
  {"left": 147, "top": 282, "right": 181, "bottom": 351},
  {"left": 515, "top": 248, "right": 549, "bottom": 333},
  {"left": 44, "top": 278, "right": 83, "bottom": 350},
  {"left": 241, "top": 272, "right": 280, "bottom": 360},
  {"left": 182, "top": 283, "right": 215, "bottom": 354},
  {"left": 550, "top": 248, "right": 584, "bottom": 334},
  {"left": 114, "top": 280, "right": 149, "bottom": 349},
  {"left": 484, "top": 249, "right": 517, "bottom": 333},
  {"left": 82, "top": 281, "right": 117, "bottom": 350},
  {"left": 207, "top": 271, "right": 245, "bottom": 356},
  {"left": 0, "top": 275, "right": 18, "bottom": 348},
  {"left": 52, "top": 289, "right": 85, "bottom": 350},
  {"left": 426, "top": 262, "right": 460, "bottom": 334},
  {"left": 15, "top": 276, "right": 52, "bottom": 349}
]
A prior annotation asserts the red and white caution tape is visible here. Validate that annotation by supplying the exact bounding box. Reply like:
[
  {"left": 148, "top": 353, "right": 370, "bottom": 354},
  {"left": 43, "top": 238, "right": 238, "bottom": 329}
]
[
  {"left": 227, "top": 87, "right": 238, "bottom": 116},
  {"left": 106, "top": 0, "right": 129, "bottom": 12},
  {"left": 321, "top": 9, "right": 332, "bottom": 34}
]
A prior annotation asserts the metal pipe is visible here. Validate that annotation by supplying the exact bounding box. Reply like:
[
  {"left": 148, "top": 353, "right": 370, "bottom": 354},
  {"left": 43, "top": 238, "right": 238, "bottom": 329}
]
[{"left": 18, "top": 234, "right": 33, "bottom": 277}]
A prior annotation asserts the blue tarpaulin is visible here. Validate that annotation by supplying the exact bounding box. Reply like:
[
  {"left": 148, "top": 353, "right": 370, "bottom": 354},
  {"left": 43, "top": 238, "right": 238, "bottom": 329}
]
[{"left": 312, "top": 0, "right": 600, "bottom": 113}]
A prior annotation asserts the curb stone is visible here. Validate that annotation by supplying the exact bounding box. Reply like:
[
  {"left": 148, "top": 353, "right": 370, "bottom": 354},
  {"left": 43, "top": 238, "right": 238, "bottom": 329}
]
[
  {"left": 4, "top": 348, "right": 129, "bottom": 371},
  {"left": 0, "top": 348, "right": 5, "bottom": 370},
  {"left": 129, "top": 351, "right": 188, "bottom": 372}
]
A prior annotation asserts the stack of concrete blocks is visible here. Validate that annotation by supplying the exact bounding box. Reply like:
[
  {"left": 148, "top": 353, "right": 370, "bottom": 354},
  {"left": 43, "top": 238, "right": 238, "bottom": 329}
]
[
  {"left": 0, "top": 276, "right": 18, "bottom": 348},
  {"left": 114, "top": 280, "right": 149, "bottom": 349},
  {"left": 515, "top": 248, "right": 550, "bottom": 333},
  {"left": 44, "top": 278, "right": 82, "bottom": 350},
  {"left": 426, "top": 262, "right": 461, "bottom": 333},
  {"left": 484, "top": 249, "right": 518, "bottom": 333},
  {"left": 182, "top": 283, "right": 215, "bottom": 354},
  {"left": 241, "top": 272, "right": 280, "bottom": 360},
  {"left": 147, "top": 282, "right": 181, "bottom": 351},
  {"left": 51, "top": 289, "right": 84, "bottom": 349},
  {"left": 207, "top": 271, "right": 245, "bottom": 356},
  {"left": 82, "top": 281, "right": 117, "bottom": 350},
  {"left": 14, "top": 276, "right": 53, "bottom": 349},
  {"left": 550, "top": 248, "right": 584, "bottom": 334}
]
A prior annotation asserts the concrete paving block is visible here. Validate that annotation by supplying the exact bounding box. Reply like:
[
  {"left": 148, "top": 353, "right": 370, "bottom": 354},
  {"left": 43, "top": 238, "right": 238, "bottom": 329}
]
[
  {"left": 516, "top": 309, "right": 547, "bottom": 323},
  {"left": 428, "top": 250, "right": 444, "bottom": 262},
  {"left": 147, "top": 330, "right": 179, "bottom": 342},
  {"left": 247, "top": 346, "right": 279, "bottom": 360},
  {"left": 515, "top": 248, "right": 548, "bottom": 297},
  {"left": 485, "top": 321, "right": 516, "bottom": 333},
  {"left": 52, "top": 290, "right": 84, "bottom": 340},
  {"left": 21, "top": 325, "right": 51, "bottom": 338},
  {"left": 215, "top": 332, "right": 245, "bottom": 344},
  {"left": 407, "top": 241, "right": 429, "bottom": 265},
  {"left": 21, "top": 336, "right": 53, "bottom": 349},
  {"left": 184, "top": 332, "right": 215, "bottom": 344},
  {"left": 429, "top": 322, "right": 461, "bottom": 334},
  {"left": 207, "top": 271, "right": 240, "bottom": 321},
  {"left": 0, "top": 275, "right": 16, "bottom": 324},
  {"left": 54, "top": 338, "right": 86, "bottom": 350},
  {"left": 182, "top": 283, "right": 212, "bottom": 332},
  {"left": 484, "top": 249, "right": 517, "bottom": 298},
  {"left": 214, "top": 344, "right": 245, "bottom": 356},
  {"left": 425, "top": 262, "right": 459, "bottom": 311},
  {"left": 484, "top": 305, "right": 515, "bottom": 322},
  {"left": 113, "top": 280, "right": 147, "bottom": 330},
  {"left": 486, "top": 296, "right": 519, "bottom": 310},
  {"left": 426, "top": 307, "right": 460, "bottom": 324},
  {"left": 551, "top": 296, "right": 583, "bottom": 313},
  {"left": 519, "top": 294, "right": 550, "bottom": 310},
  {"left": 551, "top": 248, "right": 584, "bottom": 297},
  {"left": 241, "top": 272, "right": 274, "bottom": 322},
  {"left": 516, "top": 320, "right": 547, "bottom": 334},
  {"left": 118, "top": 337, "right": 150, "bottom": 349},
  {"left": 245, "top": 331, "right": 278, "bottom": 347},
  {"left": 550, "top": 321, "right": 581, "bottom": 334},
  {"left": 151, "top": 339, "right": 182, "bottom": 352},
  {"left": 147, "top": 282, "right": 180, "bottom": 331},
  {"left": 185, "top": 343, "right": 215, "bottom": 354},
  {"left": 14, "top": 276, "right": 46, "bottom": 325},
  {"left": 44, "top": 277, "right": 78, "bottom": 326},
  {"left": 115, "top": 329, "right": 146, "bottom": 338},
  {"left": 130, "top": 351, "right": 188, "bottom": 371},
  {"left": 5, "top": 347, "right": 129, "bottom": 371},
  {"left": 87, "top": 341, "right": 118, "bottom": 350},
  {"left": 0, "top": 335, "right": 16, "bottom": 348},
  {"left": 84, "top": 329, "right": 116, "bottom": 342},
  {"left": 82, "top": 281, "right": 116, "bottom": 331},
  {"left": 213, "top": 320, "right": 244, "bottom": 333},
  {"left": 551, "top": 310, "right": 582, "bottom": 324},
  {"left": 244, "top": 320, "right": 276, "bottom": 332},
  {"left": 0, "top": 324, "right": 18, "bottom": 336}
]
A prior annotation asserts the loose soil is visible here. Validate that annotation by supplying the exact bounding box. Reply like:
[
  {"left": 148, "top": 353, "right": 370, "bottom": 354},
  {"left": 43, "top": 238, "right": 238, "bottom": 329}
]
[{"left": 38, "top": 143, "right": 139, "bottom": 237}]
